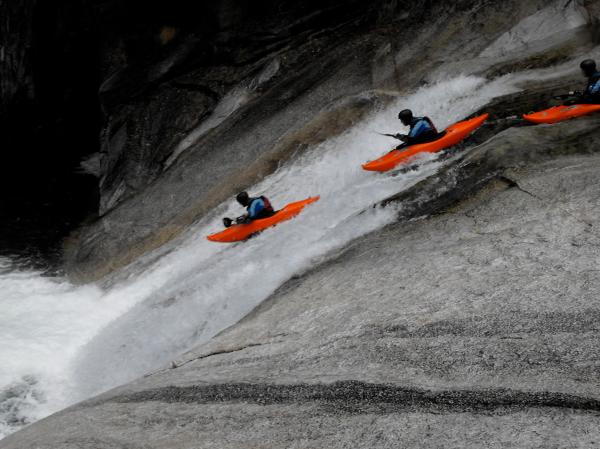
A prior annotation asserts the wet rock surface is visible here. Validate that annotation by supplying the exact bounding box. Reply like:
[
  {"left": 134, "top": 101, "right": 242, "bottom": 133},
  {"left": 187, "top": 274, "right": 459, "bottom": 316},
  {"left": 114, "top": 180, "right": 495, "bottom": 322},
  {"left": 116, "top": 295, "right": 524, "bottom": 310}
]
[{"left": 4, "top": 116, "right": 600, "bottom": 448}]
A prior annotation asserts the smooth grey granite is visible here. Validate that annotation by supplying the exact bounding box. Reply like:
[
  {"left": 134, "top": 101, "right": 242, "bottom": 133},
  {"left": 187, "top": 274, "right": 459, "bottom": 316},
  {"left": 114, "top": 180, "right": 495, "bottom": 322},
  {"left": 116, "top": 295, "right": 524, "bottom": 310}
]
[{"left": 4, "top": 118, "right": 600, "bottom": 448}]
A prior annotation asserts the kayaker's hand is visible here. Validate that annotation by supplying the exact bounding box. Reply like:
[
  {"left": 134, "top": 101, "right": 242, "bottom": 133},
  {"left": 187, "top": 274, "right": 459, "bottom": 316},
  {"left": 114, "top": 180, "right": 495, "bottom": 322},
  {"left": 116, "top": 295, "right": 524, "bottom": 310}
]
[
  {"left": 236, "top": 215, "right": 249, "bottom": 225},
  {"left": 395, "top": 134, "right": 408, "bottom": 142},
  {"left": 223, "top": 217, "right": 233, "bottom": 228}
]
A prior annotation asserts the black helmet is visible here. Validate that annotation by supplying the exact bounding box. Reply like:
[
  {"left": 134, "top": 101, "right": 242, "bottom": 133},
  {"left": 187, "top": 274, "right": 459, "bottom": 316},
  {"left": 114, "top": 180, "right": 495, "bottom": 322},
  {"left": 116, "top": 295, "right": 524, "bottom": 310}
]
[
  {"left": 236, "top": 191, "right": 250, "bottom": 206},
  {"left": 398, "top": 109, "right": 413, "bottom": 125},
  {"left": 580, "top": 59, "right": 597, "bottom": 76}
]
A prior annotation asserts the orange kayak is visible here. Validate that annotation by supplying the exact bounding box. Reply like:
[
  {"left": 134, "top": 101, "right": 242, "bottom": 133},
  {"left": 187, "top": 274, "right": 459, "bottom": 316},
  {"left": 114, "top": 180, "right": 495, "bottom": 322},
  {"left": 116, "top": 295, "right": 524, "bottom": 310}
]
[
  {"left": 362, "top": 113, "right": 489, "bottom": 172},
  {"left": 523, "top": 104, "right": 600, "bottom": 124},
  {"left": 207, "top": 197, "right": 320, "bottom": 243}
]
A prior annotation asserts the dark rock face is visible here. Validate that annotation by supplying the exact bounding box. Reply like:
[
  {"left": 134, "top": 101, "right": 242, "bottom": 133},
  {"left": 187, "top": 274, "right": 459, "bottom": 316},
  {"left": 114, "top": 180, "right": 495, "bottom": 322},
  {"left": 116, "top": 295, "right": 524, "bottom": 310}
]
[
  {"left": 0, "top": 0, "right": 101, "bottom": 266},
  {"left": 61, "top": 0, "right": 407, "bottom": 278},
  {"left": 94, "top": 0, "right": 451, "bottom": 215},
  {"left": 0, "top": 0, "right": 36, "bottom": 116},
  {"left": 0, "top": 0, "right": 395, "bottom": 265}
]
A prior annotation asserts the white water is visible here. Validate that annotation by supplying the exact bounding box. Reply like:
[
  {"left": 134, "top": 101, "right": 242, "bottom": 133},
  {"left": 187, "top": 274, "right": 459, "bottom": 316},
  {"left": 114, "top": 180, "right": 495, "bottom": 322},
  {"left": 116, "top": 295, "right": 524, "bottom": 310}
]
[{"left": 0, "top": 70, "right": 562, "bottom": 438}]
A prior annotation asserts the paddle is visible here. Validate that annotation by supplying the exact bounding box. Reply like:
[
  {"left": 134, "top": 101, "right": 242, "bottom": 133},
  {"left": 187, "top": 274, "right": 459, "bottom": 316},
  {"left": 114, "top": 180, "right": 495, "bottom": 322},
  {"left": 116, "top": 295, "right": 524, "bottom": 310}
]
[
  {"left": 553, "top": 91, "right": 582, "bottom": 100},
  {"left": 375, "top": 132, "right": 407, "bottom": 141}
]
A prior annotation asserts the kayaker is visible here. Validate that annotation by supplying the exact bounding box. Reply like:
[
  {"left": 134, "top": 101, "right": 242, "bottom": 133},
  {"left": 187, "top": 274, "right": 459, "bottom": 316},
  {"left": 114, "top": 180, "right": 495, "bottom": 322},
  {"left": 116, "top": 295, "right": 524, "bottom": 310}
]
[
  {"left": 223, "top": 191, "right": 275, "bottom": 227},
  {"left": 563, "top": 59, "right": 600, "bottom": 105},
  {"left": 392, "top": 109, "right": 441, "bottom": 149}
]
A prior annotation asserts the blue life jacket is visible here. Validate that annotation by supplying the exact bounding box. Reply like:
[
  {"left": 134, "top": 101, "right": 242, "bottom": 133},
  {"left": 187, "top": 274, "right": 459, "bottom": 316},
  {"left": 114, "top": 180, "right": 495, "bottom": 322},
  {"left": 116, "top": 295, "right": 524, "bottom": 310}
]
[
  {"left": 247, "top": 196, "right": 274, "bottom": 219},
  {"left": 585, "top": 72, "right": 600, "bottom": 96},
  {"left": 408, "top": 117, "right": 437, "bottom": 138}
]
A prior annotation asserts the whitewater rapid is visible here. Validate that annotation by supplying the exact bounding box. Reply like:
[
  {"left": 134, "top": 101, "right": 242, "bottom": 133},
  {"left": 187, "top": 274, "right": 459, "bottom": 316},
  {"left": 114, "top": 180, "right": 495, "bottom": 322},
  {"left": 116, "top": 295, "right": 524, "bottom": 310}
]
[{"left": 0, "top": 65, "right": 576, "bottom": 438}]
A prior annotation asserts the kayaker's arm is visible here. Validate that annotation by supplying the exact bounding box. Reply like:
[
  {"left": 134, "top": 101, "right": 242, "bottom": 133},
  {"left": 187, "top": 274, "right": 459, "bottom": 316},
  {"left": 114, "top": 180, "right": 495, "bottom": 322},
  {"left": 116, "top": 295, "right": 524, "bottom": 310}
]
[
  {"left": 401, "top": 117, "right": 439, "bottom": 145},
  {"left": 235, "top": 214, "right": 251, "bottom": 224},
  {"left": 223, "top": 216, "right": 249, "bottom": 227},
  {"left": 402, "top": 133, "right": 432, "bottom": 145},
  {"left": 224, "top": 198, "right": 265, "bottom": 226},
  {"left": 247, "top": 198, "right": 267, "bottom": 219},
  {"left": 401, "top": 136, "right": 418, "bottom": 145},
  {"left": 378, "top": 132, "right": 407, "bottom": 141}
]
